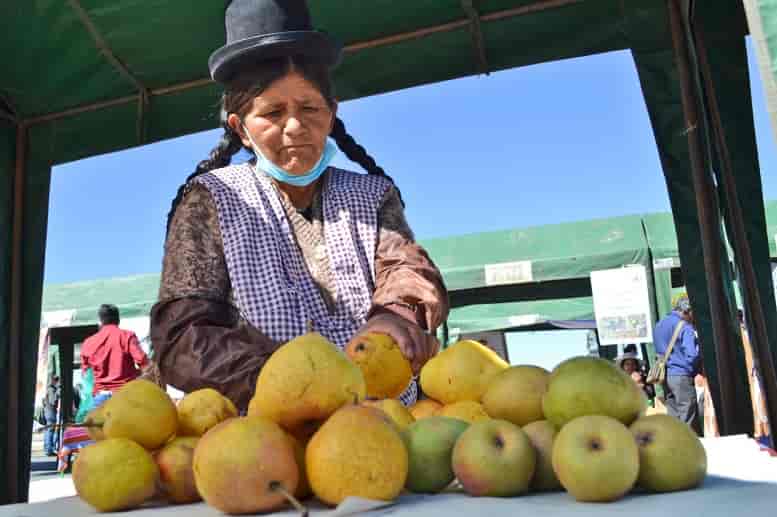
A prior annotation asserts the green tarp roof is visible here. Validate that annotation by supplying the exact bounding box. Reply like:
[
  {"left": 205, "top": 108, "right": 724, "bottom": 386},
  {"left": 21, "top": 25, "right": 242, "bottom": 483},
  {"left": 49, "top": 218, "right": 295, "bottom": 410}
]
[
  {"left": 41, "top": 273, "right": 159, "bottom": 326},
  {"left": 3, "top": 0, "right": 640, "bottom": 166},
  {"left": 43, "top": 203, "right": 777, "bottom": 333},
  {"left": 423, "top": 214, "right": 649, "bottom": 291}
]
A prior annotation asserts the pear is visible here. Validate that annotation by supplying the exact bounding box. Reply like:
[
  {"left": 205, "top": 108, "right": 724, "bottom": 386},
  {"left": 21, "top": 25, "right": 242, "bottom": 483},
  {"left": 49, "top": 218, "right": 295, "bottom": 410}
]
[
  {"left": 542, "top": 356, "right": 646, "bottom": 429},
  {"left": 248, "top": 332, "right": 366, "bottom": 439},
  {"left": 83, "top": 405, "right": 106, "bottom": 441},
  {"left": 420, "top": 340, "right": 508, "bottom": 404},
  {"left": 73, "top": 438, "right": 158, "bottom": 512},
  {"left": 156, "top": 437, "right": 201, "bottom": 504},
  {"left": 630, "top": 414, "right": 707, "bottom": 492},
  {"left": 177, "top": 388, "right": 238, "bottom": 437},
  {"left": 194, "top": 416, "right": 299, "bottom": 514},
  {"left": 102, "top": 379, "right": 178, "bottom": 450},
  {"left": 362, "top": 398, "right": 415, "bottom": 431},
  {"left": 482, "top": 365, "right": 550, "bottom": 426}
]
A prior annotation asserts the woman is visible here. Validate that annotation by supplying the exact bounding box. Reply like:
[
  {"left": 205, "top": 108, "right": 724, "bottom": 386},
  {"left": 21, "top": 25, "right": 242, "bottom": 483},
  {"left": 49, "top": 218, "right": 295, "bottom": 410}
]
[
  {"left": 616, "top": 351, "right": 655, "bottom": 401},
  {"left": 150, "top": 0, "right": 448, "bottom": 411}
]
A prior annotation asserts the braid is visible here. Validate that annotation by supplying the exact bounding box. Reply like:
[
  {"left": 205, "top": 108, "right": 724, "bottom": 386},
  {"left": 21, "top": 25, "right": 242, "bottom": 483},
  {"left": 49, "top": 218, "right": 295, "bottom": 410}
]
[
  {"left": 165, "top": 123, "right": 243, "bottom": 235},
  {"left": 330, "top": 117, "right": 405, "bottom": 206}
]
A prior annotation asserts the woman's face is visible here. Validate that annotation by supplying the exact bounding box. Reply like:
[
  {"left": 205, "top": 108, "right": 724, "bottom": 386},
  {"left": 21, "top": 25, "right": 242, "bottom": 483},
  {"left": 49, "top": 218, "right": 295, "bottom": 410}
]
[
  {"left": 231, "top": 71, "right": 335, "bottom": 174},
  {"left": 622, "top": 359, "right": 638, "bottom": 374}
]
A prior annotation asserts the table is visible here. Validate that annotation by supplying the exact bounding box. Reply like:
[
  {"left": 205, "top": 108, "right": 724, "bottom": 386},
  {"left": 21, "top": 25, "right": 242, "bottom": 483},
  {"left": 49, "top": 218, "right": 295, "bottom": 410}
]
[{"left": 2, "top": 435, "right": 775, "bottom": 517}]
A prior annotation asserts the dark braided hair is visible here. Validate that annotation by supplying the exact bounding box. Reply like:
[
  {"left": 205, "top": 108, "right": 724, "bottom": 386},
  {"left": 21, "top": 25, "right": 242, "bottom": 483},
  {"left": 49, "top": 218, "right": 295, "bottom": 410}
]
[
  {"left": 165, "top": 55, "right": 401, "bottom": 233},
  {"left": 329, "top": 117, "right": 403, "bottom": 206}
]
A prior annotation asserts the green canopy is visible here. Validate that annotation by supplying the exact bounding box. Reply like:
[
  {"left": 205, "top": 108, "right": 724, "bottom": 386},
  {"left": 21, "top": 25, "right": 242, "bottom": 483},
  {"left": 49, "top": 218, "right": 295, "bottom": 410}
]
[
  {"left": 423, "top": 214, "right": 649, "bottom": 306},
  {"left": 41, "top": 273, "right": 160, "bottom": 326},
  {"left": 4, "top": 0, "right": 777, "bottom": 502}
]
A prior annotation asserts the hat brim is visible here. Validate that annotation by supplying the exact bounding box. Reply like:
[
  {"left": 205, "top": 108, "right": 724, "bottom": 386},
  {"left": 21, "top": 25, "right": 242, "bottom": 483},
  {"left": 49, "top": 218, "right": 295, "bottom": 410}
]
[{"left": 209, "top": 31, "right": 342, "bottom": 83}]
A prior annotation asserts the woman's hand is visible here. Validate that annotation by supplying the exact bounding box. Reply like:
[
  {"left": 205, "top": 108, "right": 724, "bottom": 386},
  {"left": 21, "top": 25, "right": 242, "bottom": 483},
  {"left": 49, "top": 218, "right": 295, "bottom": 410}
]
[{"left": 353, "top": 309, "right": 440, "bottom": 374}]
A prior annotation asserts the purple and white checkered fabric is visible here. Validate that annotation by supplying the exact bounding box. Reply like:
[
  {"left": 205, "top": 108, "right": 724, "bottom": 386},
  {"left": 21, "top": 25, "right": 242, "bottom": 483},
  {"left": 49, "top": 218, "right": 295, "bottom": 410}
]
[{"left": 195, "top": 165, "right": 417, "bottom": 406}]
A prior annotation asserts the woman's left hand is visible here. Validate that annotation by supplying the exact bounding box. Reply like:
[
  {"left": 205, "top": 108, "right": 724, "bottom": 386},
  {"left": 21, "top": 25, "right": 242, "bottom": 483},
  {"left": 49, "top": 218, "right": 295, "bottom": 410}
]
[{"left": 353, "top": 310, "right": 440, "bottom": 374}]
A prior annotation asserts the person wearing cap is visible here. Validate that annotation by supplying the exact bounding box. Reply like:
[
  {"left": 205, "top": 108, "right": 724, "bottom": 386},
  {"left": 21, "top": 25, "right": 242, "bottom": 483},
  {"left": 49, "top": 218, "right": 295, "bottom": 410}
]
[
  {"left": 653, "top": 294, "right": 701, "bottom": 433},
  {"left": 150, "top": 0, "right": 447, "bottom": 411}
]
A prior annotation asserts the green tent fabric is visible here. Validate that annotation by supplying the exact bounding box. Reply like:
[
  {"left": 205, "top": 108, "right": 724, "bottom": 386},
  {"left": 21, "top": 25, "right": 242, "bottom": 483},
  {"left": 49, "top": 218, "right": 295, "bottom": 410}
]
[
  {"left": 446, "top": 297, "right": 594, "bottom": 338},
  {"left": 3, "top": 0, "right": 776, "bottom": 502},
  {"left": 41, "top": 273, "right": 160, "bottom": 326},
  {"left": 423, "top": 215, "right": 650, "bottom": 308}
]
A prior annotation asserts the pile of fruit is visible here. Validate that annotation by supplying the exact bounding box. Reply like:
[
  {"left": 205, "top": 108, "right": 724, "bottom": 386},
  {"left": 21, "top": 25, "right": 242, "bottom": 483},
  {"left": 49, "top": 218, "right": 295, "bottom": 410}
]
[{"left": 71, "top": 334, "right": 707, "bottom": 514}]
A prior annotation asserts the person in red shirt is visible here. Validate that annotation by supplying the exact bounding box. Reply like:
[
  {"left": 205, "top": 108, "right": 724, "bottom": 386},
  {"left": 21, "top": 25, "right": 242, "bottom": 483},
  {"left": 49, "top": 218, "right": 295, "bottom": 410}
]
[{"left": 81, "top": 304, "right": 149, "bottom": 398}]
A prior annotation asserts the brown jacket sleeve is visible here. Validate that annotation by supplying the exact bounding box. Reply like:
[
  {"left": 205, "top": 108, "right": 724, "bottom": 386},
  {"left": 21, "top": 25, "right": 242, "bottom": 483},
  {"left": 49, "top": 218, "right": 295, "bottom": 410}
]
[
  {"left": 370, "top": 187, "right": 449, "bottom": 331},
  {"left": 150, "top": 184, "right": 277, "bottom": 410}
]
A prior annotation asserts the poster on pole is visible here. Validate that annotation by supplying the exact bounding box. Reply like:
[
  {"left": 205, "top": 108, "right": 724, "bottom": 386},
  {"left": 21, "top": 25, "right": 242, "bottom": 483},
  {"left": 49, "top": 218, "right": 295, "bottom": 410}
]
[{"left": 590, "top": 265, "right": 653, "bottom": 346}]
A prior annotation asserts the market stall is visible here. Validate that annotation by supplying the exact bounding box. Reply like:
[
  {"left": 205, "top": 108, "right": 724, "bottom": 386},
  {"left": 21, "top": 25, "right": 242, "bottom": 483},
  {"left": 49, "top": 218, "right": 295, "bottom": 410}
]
[{"left": 4, "top": 0, "right": 777, "bottom": 505}]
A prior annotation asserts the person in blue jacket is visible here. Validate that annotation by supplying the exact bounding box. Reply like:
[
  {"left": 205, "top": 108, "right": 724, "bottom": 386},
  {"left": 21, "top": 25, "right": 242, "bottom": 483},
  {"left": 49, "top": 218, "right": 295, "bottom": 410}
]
[{"left": 654, "top": 294, "right": 701, "bottom": 434}]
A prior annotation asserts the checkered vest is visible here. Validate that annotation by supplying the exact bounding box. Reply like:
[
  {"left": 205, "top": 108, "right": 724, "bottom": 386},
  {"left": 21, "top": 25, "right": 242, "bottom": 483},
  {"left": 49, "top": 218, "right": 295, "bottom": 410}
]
[{"left": 195, "top": 164, "right": 418, "bottom": 405}]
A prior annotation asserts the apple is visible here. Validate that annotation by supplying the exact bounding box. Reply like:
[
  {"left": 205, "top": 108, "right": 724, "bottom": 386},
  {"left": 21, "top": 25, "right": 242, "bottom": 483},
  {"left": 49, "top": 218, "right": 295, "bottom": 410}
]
[
  {"left": 451, "top": 419, "right": 536, "bottom": 497},
  {"left": 402, "top": 416, "right": 469, "bottom": 494}
]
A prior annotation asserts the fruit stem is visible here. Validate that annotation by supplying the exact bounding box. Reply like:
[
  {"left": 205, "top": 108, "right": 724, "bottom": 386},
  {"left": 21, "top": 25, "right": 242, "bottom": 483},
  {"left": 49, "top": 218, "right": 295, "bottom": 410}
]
[{"left": 270, "top": 481, "right": 308, "bottom": 517}]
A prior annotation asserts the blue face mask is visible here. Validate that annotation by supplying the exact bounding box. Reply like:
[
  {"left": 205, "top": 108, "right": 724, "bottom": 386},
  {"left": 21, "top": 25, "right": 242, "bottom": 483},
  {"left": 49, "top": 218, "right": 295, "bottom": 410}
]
[{"left": 243, "top": 124, "right": 338, "bottom": 187}]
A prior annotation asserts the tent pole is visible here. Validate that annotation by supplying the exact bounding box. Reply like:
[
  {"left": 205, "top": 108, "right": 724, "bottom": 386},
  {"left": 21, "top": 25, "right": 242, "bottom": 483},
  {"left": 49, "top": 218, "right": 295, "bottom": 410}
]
[
  {"left": 6, "top": 123, "right": 26, "bottom": 502},
  {"left": 694, "top": 26, "right": 777, "bottom": 435},
  {"left": 666, "top": 0, "right": 739, "bottom": 434}
]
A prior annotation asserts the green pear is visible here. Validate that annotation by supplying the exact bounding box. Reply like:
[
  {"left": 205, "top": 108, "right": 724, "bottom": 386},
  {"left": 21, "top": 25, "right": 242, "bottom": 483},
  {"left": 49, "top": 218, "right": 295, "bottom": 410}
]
[
  {"left": 630, "top": 414, "right": 707, "bottom": 492},
  {"left": 73, "top": 438, "right": 158, "bottom": 512},
  {"left": 452, "top": 419, "right": 536, "bottom": 497},
  {"left": 552, "top": 415, "right": 639, "bottom": 502},
  {"left": 542, "top": 356, "right": 646, "bottom": 429},
  {"left": 103, "top": 379, "right": 178, "bottom": 450},
  {"left": 401, "top": 416, "right": 469, "bottom": 493},
  {"left": 522, "top": 420, "right": 562, "bottom": 491}
]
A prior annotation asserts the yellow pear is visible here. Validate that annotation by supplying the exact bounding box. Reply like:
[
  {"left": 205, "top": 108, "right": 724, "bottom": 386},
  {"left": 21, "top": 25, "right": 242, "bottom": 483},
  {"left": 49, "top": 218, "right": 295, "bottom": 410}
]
[
  {"left": 482, "top": 365, "right": 550, "bottom": 427},
  {"left": 437, "top": 400, "right": 490, "bottom": 423},
  {"left": 362, "top": 398, "right": 416, "bottom": 431},
  {"left": 156, "top": 437, "right": 201, "bottom": 504},
  {"left": 73, "top": 438, "right": 158, "bottom": 512},
  {"left": 286, "top": 433, "right": 312, "bottom": 500},
  {"left": 306, "top": 405, "right": 408, "bottom": 505},
  {"left": 193, "top": 416, "right": 298, "bottom": 514},
  {"left": 248, "top": 332, "right": 366, "bottom": 439},
  {"left": 83, "top": 404, "right": 106, "bottom": 441},
  {"left": 409, "top": 398, "right": 443, "bottom": 420},
  {"left": 177, "top": 388, "right": 238, "bottom": 437},
  {"left": 345, "top": 332, "right": 413, "bottom": 399},
  {"left": 420, "top": 340, "right": 508, "bottom": 404},
  {"left": 102, "top": 379, "right": 178, "bottom": 450}
]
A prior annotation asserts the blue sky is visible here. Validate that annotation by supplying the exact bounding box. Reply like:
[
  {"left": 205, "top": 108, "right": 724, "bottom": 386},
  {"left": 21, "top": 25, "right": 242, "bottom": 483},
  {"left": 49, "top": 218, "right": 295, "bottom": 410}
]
[{"left": 46, "top": 39, "right": 777, "bottom": 290}]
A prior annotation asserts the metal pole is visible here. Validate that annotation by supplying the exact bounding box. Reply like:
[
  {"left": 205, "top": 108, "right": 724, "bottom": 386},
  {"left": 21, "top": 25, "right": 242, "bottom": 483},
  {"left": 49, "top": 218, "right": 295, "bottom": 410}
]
[
  {"left": 694, "top": 26, "right": 777, "bottom": 435},
  {"left": 7, "top": 123, "right": 26, "bottom": 502},
  {"left": 666, "top": 0, "right": 739, "bottom": 434}
]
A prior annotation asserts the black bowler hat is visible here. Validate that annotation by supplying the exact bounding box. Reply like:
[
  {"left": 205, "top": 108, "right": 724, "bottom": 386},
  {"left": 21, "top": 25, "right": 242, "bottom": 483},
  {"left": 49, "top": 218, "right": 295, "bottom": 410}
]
[{"left": 208, "top": 0, "right": 343, "bottom": 83}]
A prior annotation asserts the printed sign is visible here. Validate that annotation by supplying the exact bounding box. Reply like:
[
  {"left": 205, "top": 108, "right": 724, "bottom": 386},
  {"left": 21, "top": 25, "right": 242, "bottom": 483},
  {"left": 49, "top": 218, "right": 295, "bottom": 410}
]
[
  {"left": 484, "top": 260, "right": 533, "bottom": 286},
  {"left": 590, "top": 265, "right": 653, "bottom": 345}
]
